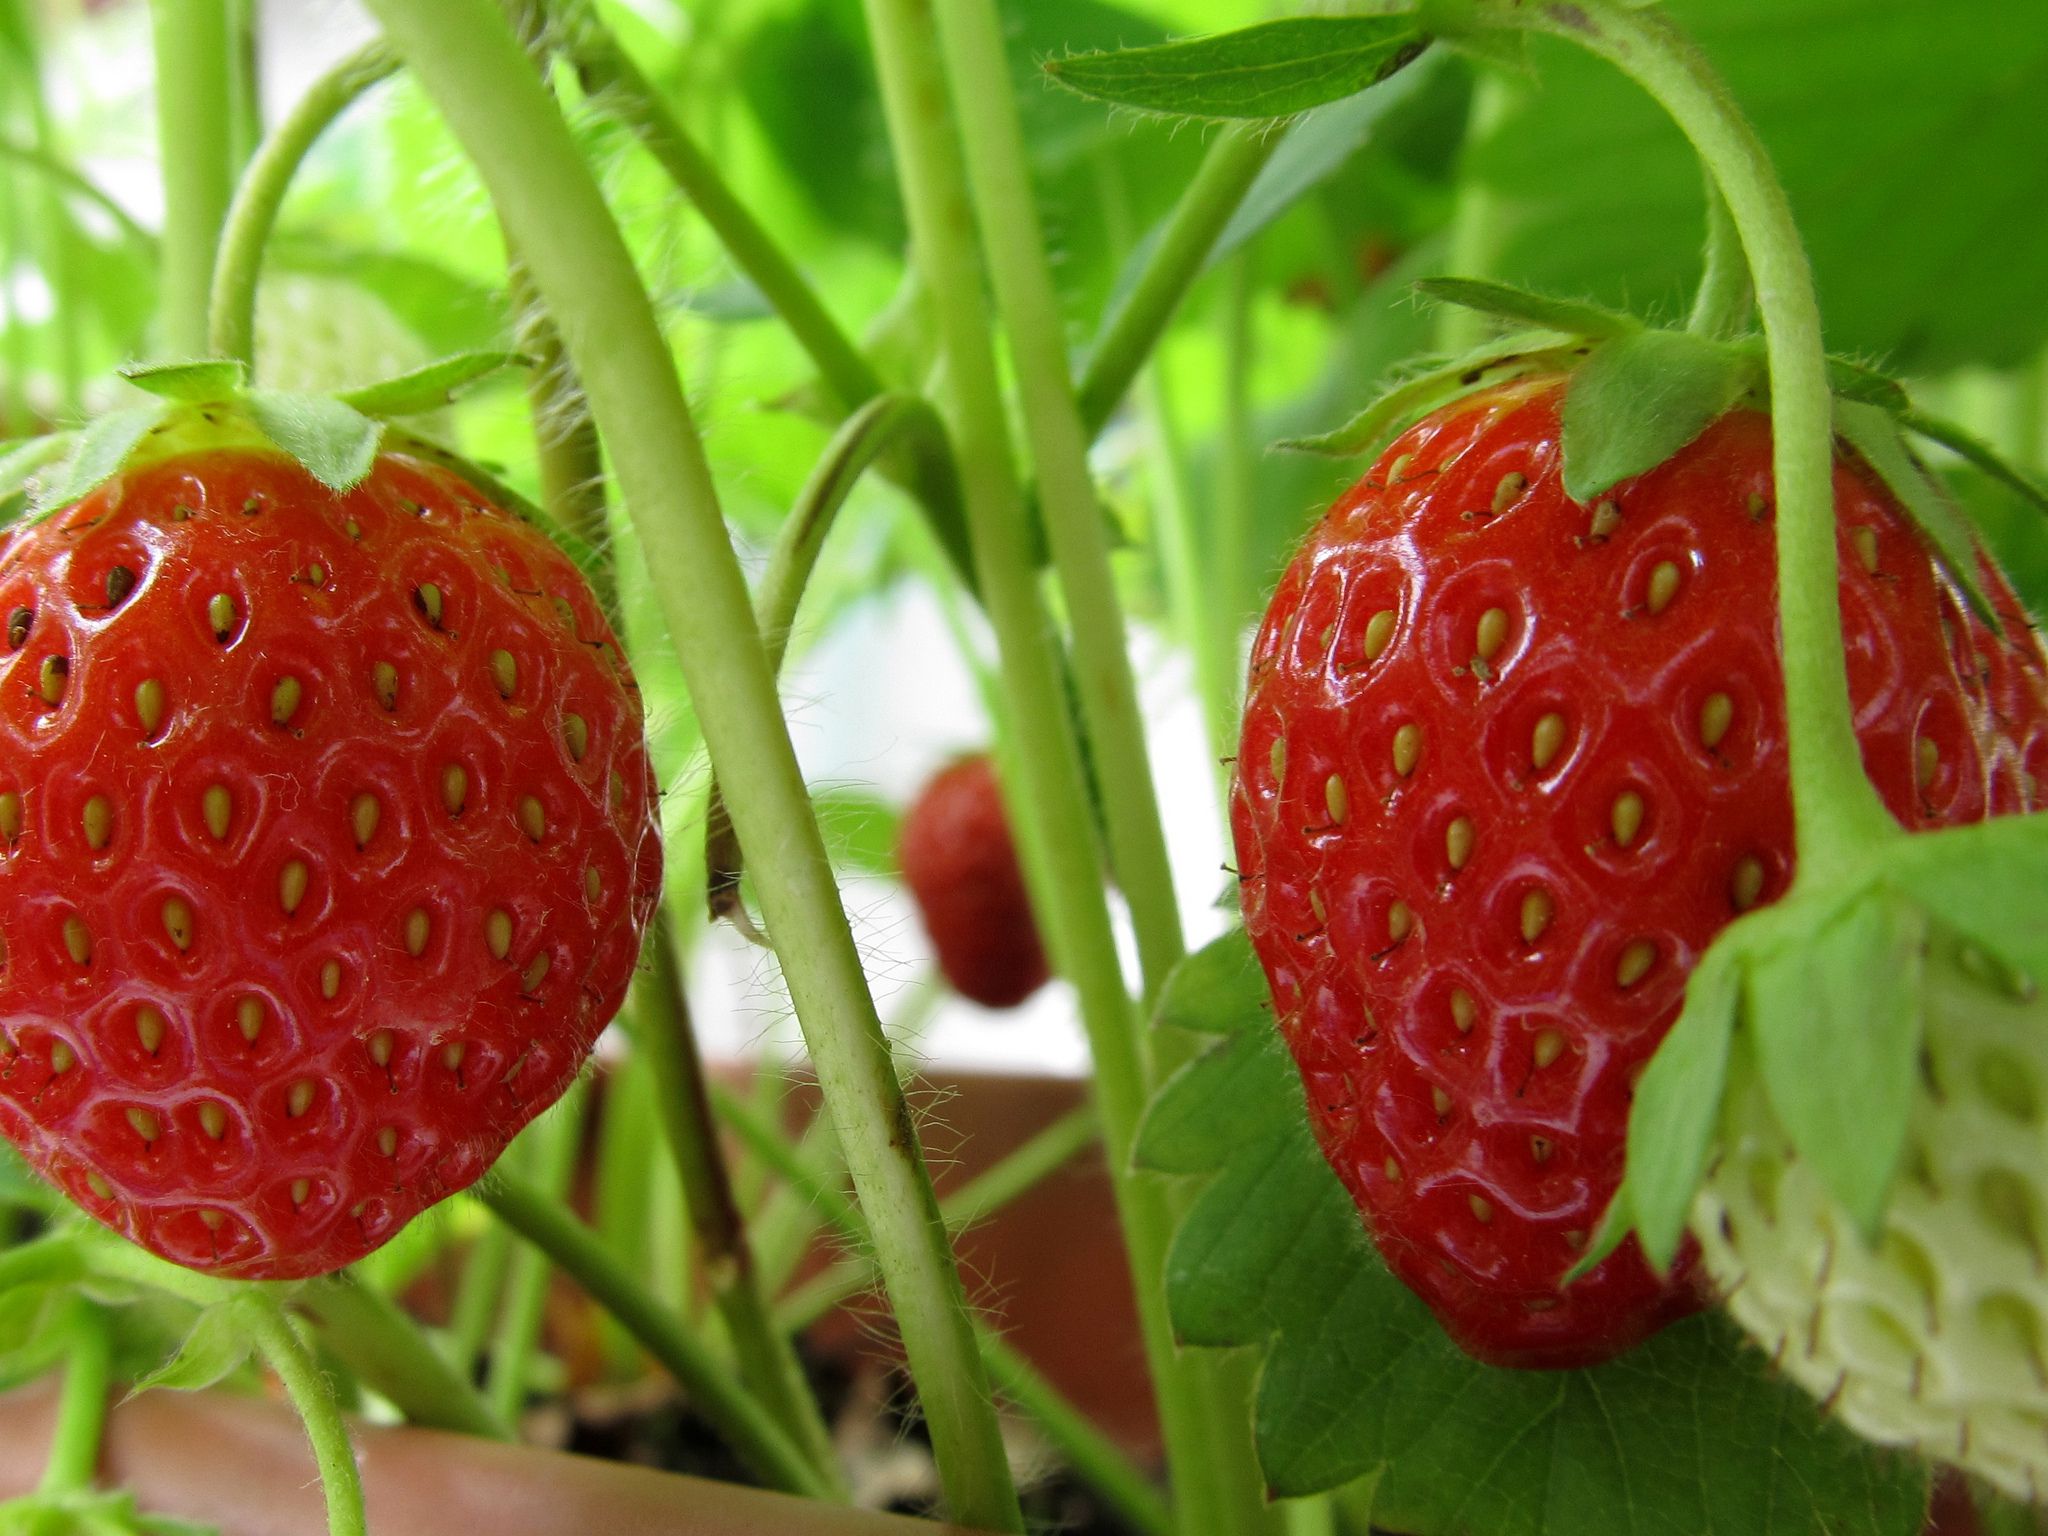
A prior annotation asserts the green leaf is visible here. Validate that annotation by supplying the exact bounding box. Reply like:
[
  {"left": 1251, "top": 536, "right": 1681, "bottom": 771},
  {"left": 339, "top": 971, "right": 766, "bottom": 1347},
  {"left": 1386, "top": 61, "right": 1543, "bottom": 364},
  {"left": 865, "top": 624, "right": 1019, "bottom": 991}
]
[
  {"left": 336, "top": 350, "right": 525, "bottom": 417},
  {"left": 1748, "top": 892, "right": 1927, "bottom": 1239},
  {"left": 244, "top": 391, "right": 382, "bottom": 492},
  {"left": 1835, "top": 399, "right": 1997, "bottom": 627},
  {"left": 1141, "top": 930, "right": 1928, "bottom": 1522},
  {"left": 35, "top": 405, "right": 170, "bottom": 511},
  {"left": 1825, "top": 355, "right": 1910, "bottom": 413},
  {"left": 1414, "top": 277, "right": 1640, "bottom": 340},
  {"left": 669, "top": 279, "right": 776, "bottom": 324},
  {"left": 1559, "top": 328, "right": 1754, "bottom": 502},
  {"left": 118, "top": 359, "right": 248, "bottom": 403},
  {"left": 1043, "top": 19, "right": 1430, "bottom": 122},
  {"left": 1884, "top": 814, "right": 2048, "bottom": 984},
  {"left": 132, "top": 1299, "right": 256, "bottom": 1395},
  {"left": 811, "top": 788, "right": 899, "bottom": 878},
  {"left": 1904, "top": 409, "right": 2048, "bottom": 520}
]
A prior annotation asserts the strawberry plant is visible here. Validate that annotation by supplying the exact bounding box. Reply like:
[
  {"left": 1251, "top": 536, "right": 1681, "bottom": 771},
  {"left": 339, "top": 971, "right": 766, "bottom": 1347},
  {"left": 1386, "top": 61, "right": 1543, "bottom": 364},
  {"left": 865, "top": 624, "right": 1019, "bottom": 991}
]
[{"left": 0, "top": 1, "right": 2044, "bottom": 1534}]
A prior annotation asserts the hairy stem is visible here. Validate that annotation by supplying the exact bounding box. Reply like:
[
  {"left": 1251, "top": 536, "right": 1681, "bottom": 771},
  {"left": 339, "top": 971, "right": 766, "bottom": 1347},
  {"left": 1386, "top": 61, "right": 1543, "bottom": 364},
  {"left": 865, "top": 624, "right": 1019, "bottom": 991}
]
[
  {"left": 248, "top": 1299, "right": 367, "bottom": 1536},
  {"left": 150, "top": 0, "right": 238, "bottom": 357},
  {"left": 300, "top": 1274, "right": 513, "bottom": 1441},
  {"left": 1686, "top": 175, "right": 1751, "bottom": 339},
  {"left": 38, "top": 1303, "right": 112, "bottom": 1495}
]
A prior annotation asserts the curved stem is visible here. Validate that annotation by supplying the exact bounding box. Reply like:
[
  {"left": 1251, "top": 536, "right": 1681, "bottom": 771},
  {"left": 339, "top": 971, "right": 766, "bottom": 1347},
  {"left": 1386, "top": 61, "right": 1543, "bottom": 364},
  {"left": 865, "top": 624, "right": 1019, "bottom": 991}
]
[
  {"left": 38, "top": 1302, "right": 112, "bottom": 1496},
  {"left": 248, "top": 1298, "right": 367, "bottom": 1536},
  {"left": 479, "top": 1172, "right": 831, "bottom": 1500},
  {"left": 0, "top": 141, "right": 156, "bottom": 253},
  {"left": 1078, "top": 125, "right": 1280, "bottom": 438},
  {"left": 1686, "top": 174, "right": 1751, "bottom": 338},
  {"left": 208, "top": 42, "right": 399, "bottom": 367},
  {"left": 361, "top": 4, "right": 1013, "bottom": 1525},
  {"left": 150, "top": 0, "right": 238, "bottom": 357},
  {"left": 299, "top": 1274, "right": 513, "bottom": 1441},
  {"left": 1499, "top": 0, "right": 1895, "bottom": 882}
]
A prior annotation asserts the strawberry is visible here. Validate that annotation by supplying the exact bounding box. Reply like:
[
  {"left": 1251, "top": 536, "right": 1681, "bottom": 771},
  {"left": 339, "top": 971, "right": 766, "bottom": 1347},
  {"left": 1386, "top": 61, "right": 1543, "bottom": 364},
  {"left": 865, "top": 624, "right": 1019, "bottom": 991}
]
[
  {"left": 1231, "top": 375, "right": 2048, "bottom": 1368},
  {"left": 0, "top": 432, "right": 662, "bottom": 1278},
  {"left": 898, "top": 755, "right": 1049, "bottom": 1009}
]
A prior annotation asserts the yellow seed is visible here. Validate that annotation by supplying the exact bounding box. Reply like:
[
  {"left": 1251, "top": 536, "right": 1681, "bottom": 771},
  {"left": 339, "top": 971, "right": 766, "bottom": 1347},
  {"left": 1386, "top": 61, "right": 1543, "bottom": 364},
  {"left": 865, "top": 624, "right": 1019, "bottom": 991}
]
[
  {"left": 1611, "top": 790, "right": 1645, "bottom": 848},
  {"left": 135, "top": 1006, "right": 165, "bottom": 1055},
  {"left": 1392, "top": 723, "right": 1422, "bottom": 779},
  {"left": 1450, "top": 989, "right": 1476, "bottom": 1034},
  {"left": 1432, "top": 1086, "right": 1453, "bottom": 1118},
  {"left": 1309, "top": 888, "right": 1328, "bottom": 926},
  {"left": 1531, "top": 1134, "right": 1554, "bottom": 1164},
  {"left": 376, "top": 1126, "right": 398, "bottom": 1158},
  {"left": 345, "top": 518, "right": 361, "bottom": 540},
  {"left": 48, "top": 1040, "right": 72, "bottom": 1074},
  {"left": 415, "top": 583, "right": 444, "bottom": 627},
  {"left": 271, "top": 675, "right": 303, "bottom": 726},
  {"left": 521, "top": 949, "right": 551, "bottom": 993},
  {"left": 610, "top": 772, "right": 627, "bottom": 814},
  {"left": 1589, "top": 500, "right": 1622, "bottom": 541},
  {"left": 5, "top": 606, "right": 28, "bottom": 649},
  {"left": 405, "top": 908, "right": 430, "bottom": 957},
  {"left": 1362, "top": 609, "right": 1397, "bottom": 662},
  {"left": 1917, "top": 736, "right": 1940, "bottom": 791},
  {"left": 82, "top": 795, "right": 112, "bottom": 851},
  {"left": 135, "top": 678, "right": 166, "bottom": 736},
  {"left": 1492, "top": 471, "right": 1527, "bottom": 514},
  {"left": 63, "top": 917, "right": 91, "bottom": 966},
  {"left": 319, "top": 961, "right": 341, "bottom": 1001},
  {"left": 490, "top": 649, "right": 517, "bottom": 699},
  {"left": 1388, "top": 452, "right": 1414, "bottom": 482},
  {"left": 351, "top": 793, "right": 381, "bottom": 849},
  {"left": 286, "top": 1080, "right": 315, "bottom": 1118},
  {"left": 373, "top": 661, "right": 399, "bottom": 711},
  {"left": 1852, "top": 526, "right": 1879, "bottom": 574},
  {"left": 562, "top": 713, "right": 589, "bottom": 762},
  {"left": 0, "top": 791, "right": 18, "bottom": 841},
  {"left": 584, "top": 866, "right": 601, "bottom": 903},
  {"left": 441, "top": 765, "right": 468, "bottom": 816},
  {"left": 199, "top": 1102, "right": 226, "bottom": 1140},
  {"left": 307, "top": 565, "right": 325, "bottom": 586},
  {"left": 1730, "top": 855, "right": 1766, "bottom": 912},
  {"left": 290, "top": 1178, "right": 310, "bottom": 1207},
  {"left": 236, "top": 997, "right": 263, "bottom": 1043},
  {"left": 279, "top": 860, "right": 309, "bottom": 917},
  {"left": 1387, "top": 901, "right": 1413, "bottom": 944},
  {"left": 161, "top": 897, "right": 193, "bottom": 951},
  {"left": 86, "top": 1172, "right": 113, "bottom": 1200},
  {"left": 37, "top": 655, "right": 66, "bottom": 706},
  {"left": 1699, "top": 692, "right": 1734, "bottom": 750},
  {"left": 1616, "top": 940, "right": 1657, "bottom": 989},
  {"left": 125, "top": 1107, "right": 160, "bottom": 1143},
  {"left": 442, "top": 1041, "right": 468, "bottom": 1074},
  {"left": 203, "top": 785, "right": 232, "bottom": 841},
  {"left": 1468, "top": 1194, "right": 1494, "bottom": 1224},
  {"left": 207, "top": 592, "right": 237, "bottom": 639},
  {"left": 1446, "top": 816, "right": 1474, "bottom": 872},
  {"left": 1325, "top": 774, "right": 1348, "bottom": 825},
  {"left": 1520, "top": 888, "right": 1553, "bottom": 945},
  {"left": 1268, "top": 736, "right": 1287, "bottom": 787},
  {"left": 1533, "top": 1029, "right": 1567, "bottom": 1070},
  {"left": 486, "top": 910, "right": 513, "bottom": 960},
  {"left": 368, "top": 1030, "right": 394, "bottom": 1068},
  {"left": 1383, "top": 1157, "right": 1402, "bottom": 1182},
  {"left": 1646, "top": 561, "right": 1681, "bottom": 616},
  {"left": 1531, "top": 712, "right": 1567, "bottom": 771},
  {"left": 518, "top": 795, "right": 547, "bottom": 842},
  {"left": 1475, "top": 607, "right": 1508, "bottom": 663}
]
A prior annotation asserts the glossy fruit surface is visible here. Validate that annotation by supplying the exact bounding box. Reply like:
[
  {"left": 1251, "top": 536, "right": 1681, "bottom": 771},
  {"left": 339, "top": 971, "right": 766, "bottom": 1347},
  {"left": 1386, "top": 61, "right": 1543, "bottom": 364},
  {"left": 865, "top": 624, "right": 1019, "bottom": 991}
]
[
  {"left": 0, "top": 445, "right": 662, "bottom": 1277},
  {"left": 899, "top": 755, "right": 1049, "bottom": 1009},
  {"left": 1232, "top": 376, "right": 2048, "bottom": 1367}
]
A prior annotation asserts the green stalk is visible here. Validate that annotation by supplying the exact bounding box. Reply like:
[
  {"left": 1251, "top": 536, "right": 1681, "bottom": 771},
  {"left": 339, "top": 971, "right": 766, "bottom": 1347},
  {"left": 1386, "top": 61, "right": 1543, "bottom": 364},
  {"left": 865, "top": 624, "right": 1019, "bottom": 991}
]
[
  {"left": 485, "top": 1084, "right": 589, "bottom": 1427},
  {"left": 208, "top": 42, "right": 399, "bottom": 367},
  {"left": 448, "top": 1213, "right": 514, "bottom": 1374},
  {"left": 480, "top": 1172, "right": 831, "bottom": 1500},
  {"left": 1435, "top": 69, "right": 1520, "bottom": 353},
  {"left": 934, "top": 0, "right": 1186, "bottom": 1006},
  {"left": 38, "top": 1303, "right": 112, "bottom": 1496},
  {"left": 364, "top": 3, "right": 1016, "bottom": 1524},
  {"left": 150, "top": 0, "right": 238, "bottom": 357},
  {"left": 1686, "top": 176, "right": 1751, "bottom": 339},
  {"left": 1495, "top": 0, "right": 1897, "bottom": 880},
  {"left": 300, "top": 1275, "right": 513, "bottom": 1441},
  {"left": 1077, "top": 125, "right": 1280, "bottom": 438},
  {"left": 248, "top": 1299, "right": 367, "bottom": 1536},
  {"left": 0, "top": 139, "right": 157, "bottom": 252}
]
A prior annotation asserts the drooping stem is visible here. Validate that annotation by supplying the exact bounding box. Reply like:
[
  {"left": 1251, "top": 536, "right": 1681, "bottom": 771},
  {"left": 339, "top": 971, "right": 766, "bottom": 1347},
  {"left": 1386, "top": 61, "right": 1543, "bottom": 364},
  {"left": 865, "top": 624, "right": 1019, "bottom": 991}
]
[
  {"left": 363, "top": 4, "right": 1015, "bottom": 1525},
  {"left": 1686, "top": 175, "right": 1751, "bottom": 339},
  {"left": 300, "top": 1274, "right": 513, "bottom": 1441},
  {"left": 248, "top": 1298, "right": 368, "bottom": 1536},
  {"left": 1496, "top": 0, "right": 1896, "bottom": 881},
  {"left": 38, "top": 1302, "right": 112, "bottom": 1496},
  {"left": 208, "top": 42, "right": 399, "bottom": 367},
  {"left": 448, "top": 1211, "right": 514, "bottom": 1375},
  {"left": 485, "top": 1085, "right": 589, "bottom": 1428},
  {"left": 150, "top": 0, "right": 238, "bottom": 357}
]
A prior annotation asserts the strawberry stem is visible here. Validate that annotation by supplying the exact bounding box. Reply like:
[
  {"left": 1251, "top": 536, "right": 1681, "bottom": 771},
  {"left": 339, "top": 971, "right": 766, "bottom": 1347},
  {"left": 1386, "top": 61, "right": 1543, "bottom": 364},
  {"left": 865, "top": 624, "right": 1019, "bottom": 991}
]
[
  {"left": 248, "top": 1297, "right": 368, "bottom": 1536},
  {"left": 36, "top": 1301, "right": 111, "bottom": 1497},
  {"left": 1686, "top": 177, "right": 1752, "bottom": 339},
  {"left": 149, "top": 0, "right": 238, "bottom": 358},
  {"left": 297, "top": 1276, "right": 513, "bottom": 1441},
  {"left": 1491, "top": 0, "right": 1900, "bottom": 884}
]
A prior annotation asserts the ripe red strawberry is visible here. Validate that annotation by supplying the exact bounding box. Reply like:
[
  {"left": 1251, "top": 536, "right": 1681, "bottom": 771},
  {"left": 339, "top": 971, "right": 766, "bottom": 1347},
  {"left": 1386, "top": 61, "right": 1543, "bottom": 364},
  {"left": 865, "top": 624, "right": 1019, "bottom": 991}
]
[
  {"left": 1232, "top": 375, "right": 2048, "bottom": 1368},
  {"left": 898, "top": 755, "right": 1049, "bottom": 1009},
  {"left": 0, "top": 441, "right": 662, "bottom": 1278}
]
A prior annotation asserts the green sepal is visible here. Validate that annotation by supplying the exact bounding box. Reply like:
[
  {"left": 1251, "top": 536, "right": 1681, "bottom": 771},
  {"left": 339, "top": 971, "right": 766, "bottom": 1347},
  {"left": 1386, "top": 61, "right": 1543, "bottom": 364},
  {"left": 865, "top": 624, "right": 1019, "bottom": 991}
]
[
  {"left": 130, "top": 1297, "right": 258, "bottom": 1395},
  {"left": 1823, "top": 354, "right": 1911, "bottom": 413},
  {"left": 1279, "top": 329, "right": 1581, "bottom": 458},
  {"left": 1414, "top": 277, "right": 1639, "bottom": 340},
  {"left": 1560, "top": 328, "right": 1755, "bottom": 502},
  {"left": 335, "top": 349, "right": 527, "bottom": 418},
  {"left": 1749, "top": 890, "right": 1927, "bottom": 1242},
  {"left": 1042, "top": 17, "right": 1430, "bottom": 122},
  {"left": 119, "top": 358, "right": 249, "bottom": 403},
  {"left": 0, "top": 433, "right": 76, "bottom": 512},
  {"left": 245, "top": 391, "right": 383, "bottom": 493},
  {"left": 0, "top": 1488, "right": 220, "bottom": 1536},
  {"left": 1886, "top": 813, "right": 2048, "bottom": 985},
  {"left": 1903, "top": 409, "right": 2048, "bottom": 520},
  {"left": 1834, "top": 398, "right": 1998, "bottom": 628},
  {"left": 34, "top": 405, "right": 172, "bottom": 512}
]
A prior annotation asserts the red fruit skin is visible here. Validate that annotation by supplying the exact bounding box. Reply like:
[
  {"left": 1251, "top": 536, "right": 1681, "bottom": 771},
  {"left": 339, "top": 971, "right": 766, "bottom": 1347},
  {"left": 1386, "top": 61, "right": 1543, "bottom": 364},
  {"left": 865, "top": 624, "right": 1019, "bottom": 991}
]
[
  {"left": 0, "top": 448, "right": 663, "bottom": 1278},
  {"left": 898, "top": 756, "right": 1050, "bottom": 1009},
  {"left": 1232, "top": 377, "right": 2048, "bottom": 1369}
]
